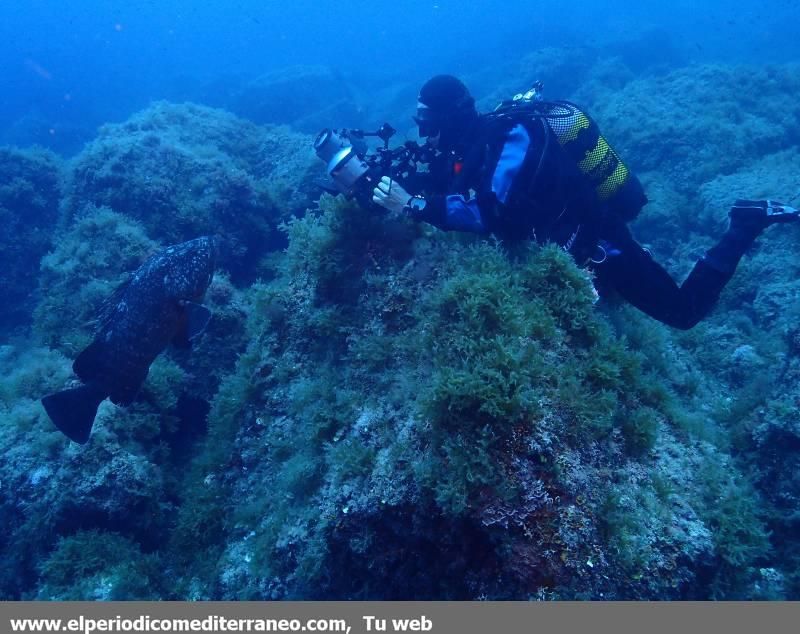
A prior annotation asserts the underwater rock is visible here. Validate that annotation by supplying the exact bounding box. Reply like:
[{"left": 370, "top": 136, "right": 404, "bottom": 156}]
[
  {"left": 587, "top": 64, "right": 800, "bottom": 192},
  {"left": 232, "top": 65, "right": 364, "bottom": 133},
  {"left": 698, "top": 150, "right": 800, "bottom": 231},
  {"left": 34, "top": 205, "right": 158, "bottom": 351},
  {"left": 62, "top": 101, "right": 319, "bottom": 280},
  {"left": 4, "top": 54, "right": 798, "bottom": 601},
  {"left": 0, "top": 147, "right": 63, "bottom": 331},
  {"left": 475, "top": 47, "right": 601, "bottom": 112},
  {"left": 184, "top": 200, "right": 759, "bottom": 599}
]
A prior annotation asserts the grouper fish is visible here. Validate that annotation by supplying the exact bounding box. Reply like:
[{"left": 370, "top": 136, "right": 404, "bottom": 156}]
[{"left": 42, "top": 236, "right": 218, "bottom": 444}]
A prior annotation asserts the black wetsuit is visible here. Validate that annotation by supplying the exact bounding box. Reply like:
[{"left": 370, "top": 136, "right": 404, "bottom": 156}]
[
  {"left": 409, "top": 106, "right": 757, "bottom": 330},
  {"left": 591, "top": 219, "right": 752, "bottom": 329}
]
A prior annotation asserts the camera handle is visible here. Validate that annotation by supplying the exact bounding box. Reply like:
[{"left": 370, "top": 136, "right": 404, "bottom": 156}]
[{"left": 347, "top": 123, "right": 397, "bottom": 149}]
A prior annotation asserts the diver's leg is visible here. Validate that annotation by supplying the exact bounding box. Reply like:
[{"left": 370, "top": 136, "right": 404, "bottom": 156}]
[
  {"left": 593, "top": 228, "right": 718, "bottom": 330},
  {"left": 595, "top": 201, "right": 799, "bottom": 329},
  {"left": 704, "top": 199, "right": 799, "bottom": 273}
]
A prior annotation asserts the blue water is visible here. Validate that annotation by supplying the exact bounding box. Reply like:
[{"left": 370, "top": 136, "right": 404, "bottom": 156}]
[{"left": 2, "top": 0, "right": 798, "bottom": 153}]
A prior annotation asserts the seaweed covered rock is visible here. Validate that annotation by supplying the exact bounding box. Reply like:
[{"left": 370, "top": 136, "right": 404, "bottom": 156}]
[
  {"left": 695, "top": 149, "right": 800, "bottom": 329},
  {"left": 0, "top": 344, "right": 169, "bottom": 599},
  {"left": 751, "top": 366, "right": 800, "bottom": 597},
  {"left": 34, "top": 205, "right": 158, "bottom": 351},
  {"left": 586, "top": 64, "right": 800, "bottom": 193},
  {"left": 36, "top": 530, "right": 165, "bottom": 600},
  {"left": 171, "top": 196, "right": 769, "bottom": 600},
  {"left": 3, "top": 234, "right": 250, "bottom": 600},
  {"left": 698, "top": 150, "right": 800, "bottom": 232},
  {"left": 476, "top": 47, "right": 610, "bottom": 112},
  {"left": 0, "top": 344, "right": 179, "bottom": 594},
  {"left": 62, "top": 102, "right": 319, "bottom": 280},
  {"left": 0, "top": 147, "right": 63, "bottom": 331},
  {"left": 688, "top": 149, "right": 800, "bottom": 597},
  {"left": 0, "top": 417, "right": 172, "bottom": 598}
]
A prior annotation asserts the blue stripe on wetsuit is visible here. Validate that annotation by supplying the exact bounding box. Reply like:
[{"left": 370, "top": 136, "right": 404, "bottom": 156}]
[
  {"left": 443, "top": 194, "right": 487, "bottom": 232},
  {"left": 442, "top": 124, "right": 531, "bottom": 233},
  {"left": 492, "top": 123, "right": 530, "bottom": 204}
]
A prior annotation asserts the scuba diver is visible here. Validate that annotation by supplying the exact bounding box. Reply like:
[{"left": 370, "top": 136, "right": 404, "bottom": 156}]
[{"left": 371, "top": 74, "right": 799, "bottom": 330}]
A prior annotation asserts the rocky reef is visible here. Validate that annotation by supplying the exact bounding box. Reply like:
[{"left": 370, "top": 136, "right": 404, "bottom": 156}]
[
  {"left": 1, "top": 57, "right": 799, "bottom": 600},
  {"left": 231, "top": 65, "right": 366, "bottom": 134},
  {"left": 0, "top": 147, "right": 63, "bottom": 332},
  {"left": 62, "top": 101, "right": 319, "bottom": 280}
]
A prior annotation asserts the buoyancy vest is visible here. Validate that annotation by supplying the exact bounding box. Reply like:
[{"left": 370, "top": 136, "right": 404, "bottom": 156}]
[
  {"left": 532, "top": 101, "right": 647, "bottom": 221},
  {"left": 467, "top": 100, "right": 648, "bottom": 257}
]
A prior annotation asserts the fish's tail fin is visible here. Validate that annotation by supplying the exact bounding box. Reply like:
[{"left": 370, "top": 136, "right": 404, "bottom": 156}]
[{"left": 42, "top": 383, "right": 106, "bottom": 444}]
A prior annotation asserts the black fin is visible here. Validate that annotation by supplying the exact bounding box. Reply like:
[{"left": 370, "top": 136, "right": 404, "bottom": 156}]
[
  {"left": 173, "top": 302, "right": 211, "bottom": 348},
  {"left": 172, "top": 331, "right": 191, "bottom": 349},
  {"left": 73, "top": 339, "right": 107, "bottom": 383},
  {"left": 41, "top": 383, "right": 107, "bottom": 444},
  {"left": 172, "top": 311, "right": 191, "bottom": 349}
]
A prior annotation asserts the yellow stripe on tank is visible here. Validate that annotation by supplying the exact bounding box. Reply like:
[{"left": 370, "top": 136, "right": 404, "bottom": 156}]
[
  {"left": 597, "top": 161, "right": 629, "bottom": 200},
  {"left": 558, "top": 113, "right": 590, "bottom": 144},
  {"left": 579, "top": 137, "right": 610, "bottom": 172}
]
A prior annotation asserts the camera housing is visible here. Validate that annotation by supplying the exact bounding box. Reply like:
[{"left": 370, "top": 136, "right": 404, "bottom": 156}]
[
  {"left": 313, "top": 124, "right": 432, "bottom": 208},
  {"left": 313, "top": 129, "right": 372, "bottom": 197}
]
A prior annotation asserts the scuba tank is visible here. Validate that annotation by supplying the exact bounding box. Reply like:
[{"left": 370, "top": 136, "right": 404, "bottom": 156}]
[{"left": 488, "top": 82, "right": 647, "bottom": 222}]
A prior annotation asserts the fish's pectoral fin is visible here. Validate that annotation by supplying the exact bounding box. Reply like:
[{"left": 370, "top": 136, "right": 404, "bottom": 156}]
[
  {"left": 171, "top": 308, "right": 192, "bottom": 349},
  {"left": 42, "top": 383, "right": 107, "bottom": 444},
  {"left": 174, "top": 302, "right": 212, "bottom": 348},
  {"left": 172, "top": 331, "right": 192, "bottom": 349}
]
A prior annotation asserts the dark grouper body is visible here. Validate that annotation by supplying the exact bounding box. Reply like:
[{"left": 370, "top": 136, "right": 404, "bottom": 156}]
[{"left": 42, "top": 236, "right": 217, "bottom": 444}]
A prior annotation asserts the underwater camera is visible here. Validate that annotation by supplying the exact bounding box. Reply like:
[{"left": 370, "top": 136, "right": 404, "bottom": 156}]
[{"left": 313, "top": 123, "right": 432, "bottom": 207}]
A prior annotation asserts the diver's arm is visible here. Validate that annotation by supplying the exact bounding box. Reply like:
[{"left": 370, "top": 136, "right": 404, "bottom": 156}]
[
  {"left": 374, "top": 123, "right": 530, "bottom": 235},
  {"left": 372, "top": 176, "right": 487, "bottom": 233},
  {"left": 407, "top": 193, "right": 489, "bottom": 233},
  {"left": 407, "top": 122, "right": 531, "bottom": 234}
]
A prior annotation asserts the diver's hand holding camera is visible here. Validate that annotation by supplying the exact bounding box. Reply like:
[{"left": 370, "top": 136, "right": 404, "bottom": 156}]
[
  {"left": 372, "top": 176, "right": 412, "bottom": 214},
  {"left": 314, "top": 124, "right": 432, "bottom": 211}
]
